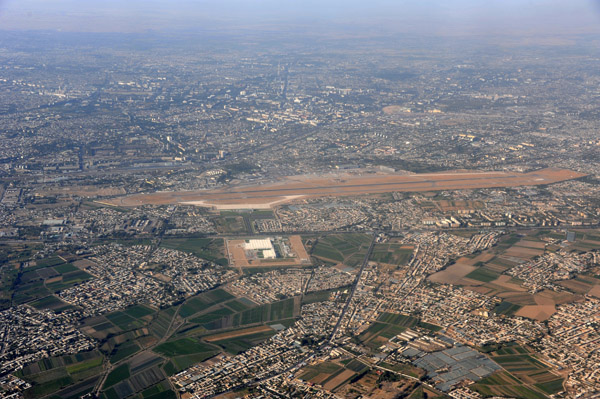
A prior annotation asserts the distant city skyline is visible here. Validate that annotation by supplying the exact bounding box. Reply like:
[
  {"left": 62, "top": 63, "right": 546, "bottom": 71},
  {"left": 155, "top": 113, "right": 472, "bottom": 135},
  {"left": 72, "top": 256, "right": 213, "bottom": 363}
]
[{"left": 1, "top": 0, "right": 600, "bottom": 40}]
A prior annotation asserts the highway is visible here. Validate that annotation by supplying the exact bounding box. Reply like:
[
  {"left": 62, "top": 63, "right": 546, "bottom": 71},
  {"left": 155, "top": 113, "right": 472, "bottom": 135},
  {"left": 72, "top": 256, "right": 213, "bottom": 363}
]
[{"left": 328, "top": 232, "right": 377, "bottom": 343}]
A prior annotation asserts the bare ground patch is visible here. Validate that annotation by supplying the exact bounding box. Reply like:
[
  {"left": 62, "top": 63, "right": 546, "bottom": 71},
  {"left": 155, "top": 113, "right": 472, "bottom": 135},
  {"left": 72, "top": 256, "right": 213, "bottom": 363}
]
[
  {"left": 429, "top": 262, "right": 476, "bottom": 284},
  {"left": 204, "top": 325, "right": 273, "bottom": 342}
]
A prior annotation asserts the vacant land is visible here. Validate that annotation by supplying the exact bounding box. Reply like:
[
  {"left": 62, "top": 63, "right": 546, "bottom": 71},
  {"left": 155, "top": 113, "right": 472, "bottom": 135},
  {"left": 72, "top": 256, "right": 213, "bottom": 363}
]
[
  {"left": 429, "top": 261, "right": 476, "bottom": 284},
  {"left": 160, "top": 237, "right": 227, "bottom": 266},
  {"left": 203, "top": 325, "right": 273, "bottom": 342},
  {"left": 370, "top": 243, "right": 414, "bottom": 265},
  {"left": 312, "top": 233, "right": 372, "bottom": 266}
]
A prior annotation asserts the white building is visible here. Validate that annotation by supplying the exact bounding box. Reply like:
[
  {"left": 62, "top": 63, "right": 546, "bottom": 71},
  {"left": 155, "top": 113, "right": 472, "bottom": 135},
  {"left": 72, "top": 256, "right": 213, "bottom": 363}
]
[{"left": 244, "top": 239, "right": 277, "bottom": 259}]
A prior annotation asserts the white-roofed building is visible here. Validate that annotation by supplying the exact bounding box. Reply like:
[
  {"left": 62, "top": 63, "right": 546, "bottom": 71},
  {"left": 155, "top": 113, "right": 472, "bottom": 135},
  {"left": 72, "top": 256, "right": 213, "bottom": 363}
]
[
  {"left": 244, "top": 238, "right": 277, "bottom": 259},
  {"left": 244, "top": 239, "right": 274, "bottom": 250}
]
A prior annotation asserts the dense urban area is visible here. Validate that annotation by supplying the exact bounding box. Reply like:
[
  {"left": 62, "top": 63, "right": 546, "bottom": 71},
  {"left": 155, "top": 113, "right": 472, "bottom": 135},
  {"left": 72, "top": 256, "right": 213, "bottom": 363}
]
[{"left": 1, "top": 28, "right": 600, "bottom": 399}]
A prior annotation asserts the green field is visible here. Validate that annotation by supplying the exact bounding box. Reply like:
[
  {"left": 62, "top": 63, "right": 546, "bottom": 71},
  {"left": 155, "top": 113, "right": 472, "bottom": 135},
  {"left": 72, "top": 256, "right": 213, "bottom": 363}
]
[
  {"left": 140, "top": 381, "right": 176, "bottom": 399},
  {"left": 106, "top": 311, "right": 144, "bottom": 331},
  {"left": 302, "top": 288, "right": 343, "bottom": 304},
  {"left": 377, "top": 312, "right": 418, "bottom": 327},
  {"left": 35, "top": 257, "right": 65, "bottom": 268},
  {"left": 360, "top": 313, "right": 441, "bottom": 348},
  {"left": 30, "top": 295, "right": 71, "bottom": 311},
  {"left": 53, "top": 263, "right": 78, "bottom": 274},
  {"left": 46, "top": 269, "right": 93, "bottom": 292},
  {"left": 19, "top": 352, "right": 104, "bottom": 398},
  {"left": 24, "top": 376, "right": 74, "bottom": 398},
  {"left": 162, "top": 352, "right": 218, "bottom": 375},
  {"left": 370, "top": 243, "right": 413, "bottom": 265},
  {"left": 13, "top": 280, "right": 51, "bottom": 304},
  {"left": 226, "top": 299, "right": 251, "bottom": 312},
  {"left": 160, "top": 237, "right": 228, "bottom": 265},
  {"left": 465, "top": 267, "right": 501, "bottom": 283},
  {"left": 312, "top": 233, "right": 372, "bottom": 266},
  {"left": 154, "top": 338, "right": 217, "bottom": 357},
  {"left": 486, "top": 351, "right": 564, "bottom": 396},
  {"left": 471, "top": 371, "right": 549, "bottom": 399},
  {"left": 65, "top": 357, "right": 103, "bottom": 374},
  {"left": 124, "top": 304, "right": 155, "bottom": 319},
  {"left": 149, "top": 310, "right": 176, "bottom": 338},
  {"left": 103, "top": 364, "right": 130, "bottom": 389},
  {"left": 190, "top": 307, "right": 235, "bottom": 324},
  {"left": 179, "top": 288, "right": 235, "bottom": 318},
  {"left": 203, "top": 297, "right": 296, "bottom": 331},
  {"left": 494, "top": 301, "right": 523, "bottom": 316},
  {"left": 535, "top": 379, "right": 565, "bottom": 395},
  {"left": 110, "top": 342, "right": 141, "bottom": 363},
  {"left": 213, "top": 330, "right": 277, "bottom": 354}
]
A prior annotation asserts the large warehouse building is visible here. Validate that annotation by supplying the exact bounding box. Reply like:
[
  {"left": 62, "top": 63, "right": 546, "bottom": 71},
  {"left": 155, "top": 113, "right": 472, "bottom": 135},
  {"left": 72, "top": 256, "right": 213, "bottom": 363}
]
[{"left": 244, "top": 238, "right": 276, "bottom": 259}]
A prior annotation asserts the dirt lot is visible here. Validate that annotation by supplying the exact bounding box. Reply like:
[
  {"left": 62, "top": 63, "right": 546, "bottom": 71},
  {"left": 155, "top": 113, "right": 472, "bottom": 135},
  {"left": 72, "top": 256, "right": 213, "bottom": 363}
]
[
  {"left": 588, "top": 285, "right": 600, "bottom": 298},
  {"left": 323, "top": 369, "right": 356, "bottom": 391},
  {"left": 108, "top": 168, "right": 584, "bottom": 208},
  {"left": 515, "top": 305, "right": 556, "bottom": 321},
  {"left": 429, "top": 262, "right": 476, "bottom": 284},
  {"left": 289, "top": 235, "right": 310, "bottom": 263},
  {"left": 227, "top": 240, "right": 251, "bottom": 267},
  {"left": 503, "top": 246, "right": 544, "bottom": 259},
  {"left": 204, "top": 325, "right": 273, "bottom": 342},
  {"left": 37, "top": 186, "right": 126, "bottom": 198},
  {"left": 383, "top": 105, "right": 410, "bottom": 114}
]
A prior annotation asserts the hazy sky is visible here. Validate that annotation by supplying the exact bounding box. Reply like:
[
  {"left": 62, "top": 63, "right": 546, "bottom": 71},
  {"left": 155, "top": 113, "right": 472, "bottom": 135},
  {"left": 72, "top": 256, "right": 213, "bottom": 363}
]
[{"left": 1, "top": 0, "right": 600, "bottom": 39}]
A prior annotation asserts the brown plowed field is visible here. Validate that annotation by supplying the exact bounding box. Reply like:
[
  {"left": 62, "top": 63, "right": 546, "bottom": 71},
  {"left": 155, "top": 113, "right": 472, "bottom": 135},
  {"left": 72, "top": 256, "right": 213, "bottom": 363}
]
[
  {"left": 204, "top": 325, "right": 273, "bottom": 342},
  {"left": 108, "top": 168, "right": 585, "bottom": 208}
]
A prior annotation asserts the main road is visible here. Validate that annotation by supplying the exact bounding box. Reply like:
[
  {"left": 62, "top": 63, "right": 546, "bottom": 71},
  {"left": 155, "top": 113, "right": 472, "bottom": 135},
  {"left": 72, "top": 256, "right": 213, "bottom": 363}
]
[{"left": 328, "top": 232, "right": 377, "bottom": 343}]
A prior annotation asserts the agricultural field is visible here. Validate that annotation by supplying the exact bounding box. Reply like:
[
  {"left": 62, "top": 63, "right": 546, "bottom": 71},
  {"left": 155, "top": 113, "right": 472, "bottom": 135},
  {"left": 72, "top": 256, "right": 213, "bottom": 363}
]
[
  {"left": 11, "top": 256, "right": 93, "bottom": 305},
  {"left": 106, "top": 311, "right": 146, "bottom": 331},
  {"left": 359, "top": 313, "right": 440, "bottom": 349},
  {"left": 207, "top": 327, "right": 278, "bottom": 354},
  {"left": 160, "top": 237, "right": 228, "bottom": 265},
  {"left": 103, "top": 364, "right": 130, "bottom": 389},
  {"left": 148, "top": 308, "right": 177, "bottom": 338},
  {"left": 154, "top": 338, "right": 217, "bottom": 357},
  {"left": 190, "top": 307, "right": 235, "bottom": 324},
  {"left": 16, "top": 351, "right": 104, "bottom": 399},
  {"left": 311, "top": 233, "right": 372, "bottom": 266},
  {"left": 178, "top": 288, "right": 235, "bottom": 318},
  {"left": 110, "top": 342, "right": 141, "bottom": 363},
  {"left": 474, "top": 344, "right": 566, "bottom": 397},
  {"left": 301, "top": 288, "right": 341, "bottom": 305},
  {"left": 370, "top": 242, "right": 414, "bottom": 265},
  {"left": 427, "top": 230, "right": 600, "bottom": 322},
  {"left": 494, "top": 301, "right": 522, "bottom": 316},
  {"left": 30, "top": 294, "right": 73, "bottom": 312},
  {"left": 465, "top": 267, "right": 501, "bottom": 283},
  {"left": 101, "top": 352, "right": 172, "bottom": 399},
  {"left": 298, "top": 359, "right": 369, "bottom": 392},
  {"left": 162, "top": 352, "right": 218, "bottom": 376},
  {"left": 470, "top": 371, "right": 549, "bottom": 399},
  {"left": 200, "top": 297, "right": 298, "bottom": 331}
]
